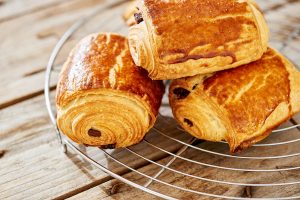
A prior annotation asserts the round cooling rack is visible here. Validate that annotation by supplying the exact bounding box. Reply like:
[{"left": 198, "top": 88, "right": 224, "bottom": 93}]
[{"left": 45, "top": 1, "right": 300, "bottom": 199}]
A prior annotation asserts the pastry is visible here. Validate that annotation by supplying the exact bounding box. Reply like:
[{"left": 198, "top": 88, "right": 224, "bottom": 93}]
[
  {"left": 169, "top": 48, "right": 300, "bottom": 153},
  {"left": 128, "top": 0, "right": 269, "bottom": 80},
  {"left": 123, "top": 1, "right": 138, "bottom": 26},
  {"left": 56, "top": 33, "right": 165, "bottom": 148}
]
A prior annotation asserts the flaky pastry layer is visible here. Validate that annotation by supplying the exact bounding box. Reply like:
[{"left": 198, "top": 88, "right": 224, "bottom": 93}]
[
  {"left": 56, "top": 33, "right": 165, "bottom": 148},
  {"left": 129, "top": 0, "right": 269, "bottom": 80},
  {"left": 169, "top": 48, "right": 300, "bottom": 152}
]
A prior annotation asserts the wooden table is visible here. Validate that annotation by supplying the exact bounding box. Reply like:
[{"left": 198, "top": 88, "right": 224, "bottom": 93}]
[{"left": 1, "top": 0, "right": 300, "bottom": 199}]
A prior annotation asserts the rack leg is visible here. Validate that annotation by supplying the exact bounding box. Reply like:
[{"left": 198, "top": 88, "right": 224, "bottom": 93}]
[
  {"left": 62, "top": 143, "right": 68, "bottom": 154},
  {"left": 55, "top": 127, "right": 67, "bottom": 154}
]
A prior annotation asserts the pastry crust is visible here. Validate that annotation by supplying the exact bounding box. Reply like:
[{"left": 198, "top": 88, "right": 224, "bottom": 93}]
[
  {"left": 122, "top": 0, "right": 138, "bottom": 26},
  {"left": 129, "top": 0, "right": 269, "bottom": 80},
  {"left": 56, "top": 33, "right": 165, "bottom": 148},
  {"left": 169, "top": 48, "right": 300, "bottom": 153}
]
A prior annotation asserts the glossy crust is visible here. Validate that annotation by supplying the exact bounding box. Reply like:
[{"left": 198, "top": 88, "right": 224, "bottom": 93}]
[
  {"left": 169, "top": 48, "right": 300, "bottom": 153},
  {"left": 56, "top": 33, "right": 165, "bottom": 148},
  {"left": 128, "top": 0, "right": 269, "bottom": 80}
]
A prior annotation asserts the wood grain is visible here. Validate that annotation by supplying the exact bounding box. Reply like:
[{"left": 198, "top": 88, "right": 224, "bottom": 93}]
[
  {"left": 0, "top": 0, "right": 299, "bottom": 110},
  {"left": 70, "top": 121, "right": 300, "bottom": 199},
  {"left": 1, "top": 0, "right": 300, "bottom": 199},
  {"left": 0, "top": 91, "right": 191, "bottom": 199},
  {"left": 0, "top": 0, "right": 129, "bottom": 109},
  {"left": 0, "top": 0, "right": 69, "bottom": 23}
]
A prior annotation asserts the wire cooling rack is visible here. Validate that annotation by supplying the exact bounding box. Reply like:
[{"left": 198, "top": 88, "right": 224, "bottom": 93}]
[{"left": 45, "top": 1, "right": 300, "bottom": 199}]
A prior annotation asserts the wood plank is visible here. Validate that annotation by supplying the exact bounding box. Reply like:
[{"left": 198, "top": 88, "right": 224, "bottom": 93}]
[
  {"left": 1, "top": 0, "right": 300, "bottom": 111},
  {"left": 264, "top": 0, "right": 300, "bottom": 67},
  {"left": 267, "top": 0, "right": 300, "bottom": 124},
  {"left": 1, "top": 0, "right": 300, "bottom": 199},
  {"left": 0, "top": 91, "right": 191, "bottom": 200},
  {"left": 261, "top": 0, "right": 300, "bottom": 13},
  {"left": 68, "top": 10, "right": 300, "bottom": 198},
  {"left": 70, "top": 122, "right": 300, "bottom": 199},
  {"left": 0, "top": 0, "right": 130, "bottom": 109},
  {"left": 0, "top": 0, "right": 71, "bottom": 23}
]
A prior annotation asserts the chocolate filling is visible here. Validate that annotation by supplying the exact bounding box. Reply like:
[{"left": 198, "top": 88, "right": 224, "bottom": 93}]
[
  {"left": 173, "top": 87, "right": 191, "bottom": 99},
  {"left": 192, "top": 84, "right": 199, "bottom": 90},
  {"left": 101, "top": 144, "right": 116, "bottom": 149},
  {"left": 184, "top": 118, "right": 194, "bottom": 127},
  {"left": 167, "top": 51, "right": 237, "bottom": 65},
  {"left": 134, "top": 12, "right": 143, "bottom": 24},
  {"left": 88, "top": 129, "right": 102, "bottom": 137}
]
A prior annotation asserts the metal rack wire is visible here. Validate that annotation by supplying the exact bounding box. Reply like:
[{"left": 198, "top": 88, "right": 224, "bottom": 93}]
[{"left": 44, "top": 1, "right": 300, "bottom": 199}]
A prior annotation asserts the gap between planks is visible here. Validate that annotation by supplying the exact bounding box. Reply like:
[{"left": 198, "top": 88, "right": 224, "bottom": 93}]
[
  {"left": 0, "top": 89, "right": 192, "bottom": 199},
  {"left": 54, "top": 139, "right": 202, "bottom": 200},
  {"left": 0, "top": 0, "right": 127, "bottom": 30},
  {"left": 68, "top": 122, "right": 300, "bottom": 200},
  {"left": 0, "top": 0, "right": 78, "bottom": 24},
  {"left": 0, "top": 0, "right": 129, "bottom": 110},
  {"left": 1, "top": 0, "right": 300, "bottom": 111},
  {"left": 0, "top": 85, "right": 56, "bottom": 110},
  {"left": 64, "top": 120, "right": 300, "bottom": 199},
  {"left": 52, "top": 151, "right": 170, "bottom": 200}
]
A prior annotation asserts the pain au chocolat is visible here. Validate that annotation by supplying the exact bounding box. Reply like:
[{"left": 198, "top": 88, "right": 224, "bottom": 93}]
[
  {"left": 169, "top": 48, "right": 300, "bottom": 153},
  {"left": 128, "top": 0, "right": 269, "bottom": 80},
  {"left": 123, "top": 0, "right": 138, "bottom": 26},
  {"left": 56, "top": 33, "right": 165, "bottom": 148}
]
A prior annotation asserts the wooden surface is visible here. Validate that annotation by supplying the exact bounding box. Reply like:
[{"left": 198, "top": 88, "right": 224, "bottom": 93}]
[{"left": 1, "top": 0, "right": 300, "bottom": 199}]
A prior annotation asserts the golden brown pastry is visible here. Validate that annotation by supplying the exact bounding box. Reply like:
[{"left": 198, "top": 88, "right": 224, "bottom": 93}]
[
  {"left": 129, "top": 0, "right": 269, "bottom": 80},
  {"left": 169, "top": 48, "right": 300, "bottom": 153},
  {"left": 56, "top": 33, "right": 165, "bottom": 148},
  {"left": 123, "top": 1, "right": 138, "bottom": 26}
]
